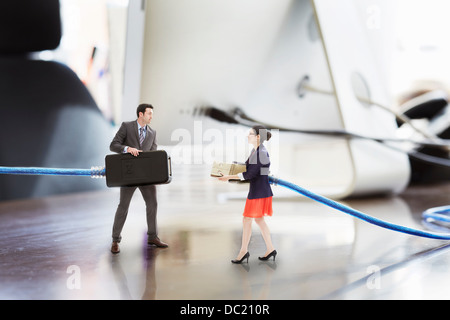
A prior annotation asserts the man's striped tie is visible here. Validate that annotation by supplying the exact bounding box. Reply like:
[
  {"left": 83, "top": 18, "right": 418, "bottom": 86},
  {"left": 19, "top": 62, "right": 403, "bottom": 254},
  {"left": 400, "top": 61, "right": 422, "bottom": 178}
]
[{"left": 139, "top": 127, "right": 145, "bottom": 148}]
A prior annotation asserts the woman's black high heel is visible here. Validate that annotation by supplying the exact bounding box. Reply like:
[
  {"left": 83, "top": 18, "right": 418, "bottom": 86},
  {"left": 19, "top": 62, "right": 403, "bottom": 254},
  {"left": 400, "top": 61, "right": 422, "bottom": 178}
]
[
  {"left": 231, "top": 252, "right": 250, "bottom": 264},
  {"left": 258, "top": 250, "right": 277, "bottom": 261}
]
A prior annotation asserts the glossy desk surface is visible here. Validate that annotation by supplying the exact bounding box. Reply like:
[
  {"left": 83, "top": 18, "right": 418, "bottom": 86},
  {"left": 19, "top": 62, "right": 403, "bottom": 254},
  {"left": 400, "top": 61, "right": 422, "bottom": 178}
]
[{"left": 1, "top": 164, "right": 450, "bottom": 300}]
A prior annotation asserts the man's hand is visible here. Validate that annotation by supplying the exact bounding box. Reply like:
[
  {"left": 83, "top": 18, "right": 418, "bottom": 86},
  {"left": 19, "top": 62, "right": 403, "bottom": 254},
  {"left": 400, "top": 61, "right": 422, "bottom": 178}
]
[{"left": 127, "top": 147, "right": 142, "bottom": 157}]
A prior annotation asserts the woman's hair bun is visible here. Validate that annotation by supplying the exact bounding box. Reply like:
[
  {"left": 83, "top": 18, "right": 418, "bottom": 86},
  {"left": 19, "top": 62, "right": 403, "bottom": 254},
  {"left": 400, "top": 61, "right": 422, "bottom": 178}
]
[{"left": 252, "top": 125, "right": 271, "bottom": 142}]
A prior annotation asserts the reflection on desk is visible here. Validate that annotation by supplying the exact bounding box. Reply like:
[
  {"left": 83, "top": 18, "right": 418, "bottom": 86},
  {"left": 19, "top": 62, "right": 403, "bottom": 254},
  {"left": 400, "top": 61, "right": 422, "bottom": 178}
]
[{"left": 0, "top": 164, "right": 450, "bottom": 299}]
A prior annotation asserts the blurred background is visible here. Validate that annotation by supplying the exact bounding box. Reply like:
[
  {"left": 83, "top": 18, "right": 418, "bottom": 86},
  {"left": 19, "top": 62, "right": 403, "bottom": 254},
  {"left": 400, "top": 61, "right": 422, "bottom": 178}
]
[
  {"left": 50, "top": 0, "right": 450, "bottom": 126},
  {"left": 53, "top": 0, "right": 450, "bottom": 124},
  {"left": 1, "top": 0, "right": 450, "bottom": 200}
]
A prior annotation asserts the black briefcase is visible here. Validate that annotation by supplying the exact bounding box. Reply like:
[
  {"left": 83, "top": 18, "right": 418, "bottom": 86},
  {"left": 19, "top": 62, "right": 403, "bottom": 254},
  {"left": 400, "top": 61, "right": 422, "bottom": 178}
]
[{"left": 105, "top": 150, "right": 172, "bottom": 187}]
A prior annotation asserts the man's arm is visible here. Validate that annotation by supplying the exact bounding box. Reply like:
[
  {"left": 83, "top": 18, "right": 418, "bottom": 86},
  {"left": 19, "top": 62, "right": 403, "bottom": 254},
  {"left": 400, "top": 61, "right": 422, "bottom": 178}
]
[
  {"left": 110, "top": 122, "right": 127, "bottom": 153},
  {"left": 110, "top": 122, "right": 142, "bottom": 156},
  {"left": 150, "top": 129, "right": 158, "bottom": 151}
]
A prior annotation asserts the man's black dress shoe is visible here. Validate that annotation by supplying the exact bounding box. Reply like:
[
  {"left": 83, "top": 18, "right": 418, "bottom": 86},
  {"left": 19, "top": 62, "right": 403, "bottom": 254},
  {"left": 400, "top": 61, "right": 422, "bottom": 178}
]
[
  {"left": 111, "top": 241, "right": 120, "bottom": 254},
  {"left": 148, "top": 237, "right": 169, "bottom": 248}
]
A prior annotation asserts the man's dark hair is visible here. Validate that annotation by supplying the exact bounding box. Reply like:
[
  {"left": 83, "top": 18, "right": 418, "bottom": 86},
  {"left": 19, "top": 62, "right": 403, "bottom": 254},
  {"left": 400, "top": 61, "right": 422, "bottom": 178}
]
[{"left": 136, "top": 103, "right": 153, "bottom": 117}]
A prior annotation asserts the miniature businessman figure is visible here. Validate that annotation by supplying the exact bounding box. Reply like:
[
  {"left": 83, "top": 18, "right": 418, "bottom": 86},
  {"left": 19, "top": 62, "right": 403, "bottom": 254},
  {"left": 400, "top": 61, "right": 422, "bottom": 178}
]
[{"left": 109, "top": 103, "right": 168, "bottom": 253}]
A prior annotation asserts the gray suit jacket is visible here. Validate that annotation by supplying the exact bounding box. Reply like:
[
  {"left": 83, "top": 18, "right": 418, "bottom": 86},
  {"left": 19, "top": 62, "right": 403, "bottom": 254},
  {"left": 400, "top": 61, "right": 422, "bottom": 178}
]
[{"left": 110, "top": 120, "right": 157, "bottom": 153}]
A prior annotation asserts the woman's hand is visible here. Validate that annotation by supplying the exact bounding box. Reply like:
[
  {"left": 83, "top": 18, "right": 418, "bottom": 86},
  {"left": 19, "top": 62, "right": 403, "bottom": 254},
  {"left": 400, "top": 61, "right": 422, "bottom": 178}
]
[
  {"left": 217, "top": 172, "right": 240, "bottom": 181},
  {"left": 218, "top": 174, "right": 231, "bottom": 181}
]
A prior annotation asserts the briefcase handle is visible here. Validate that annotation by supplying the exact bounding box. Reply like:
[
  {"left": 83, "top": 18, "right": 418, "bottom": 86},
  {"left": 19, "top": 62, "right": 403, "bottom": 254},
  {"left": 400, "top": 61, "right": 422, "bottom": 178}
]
[{"left": 168, "top": 156, "right": 172, "bottom": 177}]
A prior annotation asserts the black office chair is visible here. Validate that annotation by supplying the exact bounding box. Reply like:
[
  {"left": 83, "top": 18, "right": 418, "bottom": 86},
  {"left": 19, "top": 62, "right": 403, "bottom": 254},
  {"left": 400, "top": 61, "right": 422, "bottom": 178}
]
[{"left": 0, "top": 0, "right": 113, "bottom": 201}]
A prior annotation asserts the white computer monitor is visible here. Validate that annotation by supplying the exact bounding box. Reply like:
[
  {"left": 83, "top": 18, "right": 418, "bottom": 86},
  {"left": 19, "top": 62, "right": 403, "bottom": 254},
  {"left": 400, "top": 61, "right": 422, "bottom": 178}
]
[{"left": 122, "top": 0, "right": 410, "bottom": 198}]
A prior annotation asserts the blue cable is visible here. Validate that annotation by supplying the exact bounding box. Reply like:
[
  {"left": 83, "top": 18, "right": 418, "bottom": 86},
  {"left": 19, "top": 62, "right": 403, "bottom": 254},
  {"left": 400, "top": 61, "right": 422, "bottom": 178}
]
[
  {"left": 0, "top": 166, "right": 105, "bottom": 178},
  {"left": 422, "top": 206, "right": 450, "bottom": 223},
  {"left": 269, "top": 176, "right": 450, "bottom": 240},
  {"left": 1, "top": 165, "right": 449, "bottom": 240}
]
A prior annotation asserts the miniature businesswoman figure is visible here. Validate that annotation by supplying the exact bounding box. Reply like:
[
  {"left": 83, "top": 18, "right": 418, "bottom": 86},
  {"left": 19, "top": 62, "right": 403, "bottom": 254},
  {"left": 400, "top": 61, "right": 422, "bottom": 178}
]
[{"left": 218, "top": 125, "right": 277, "bottom": 264}]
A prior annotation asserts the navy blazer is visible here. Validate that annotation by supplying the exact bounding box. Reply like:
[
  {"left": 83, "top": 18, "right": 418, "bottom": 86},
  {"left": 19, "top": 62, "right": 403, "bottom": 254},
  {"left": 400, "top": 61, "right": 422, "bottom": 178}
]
[{"left": 242, "top": 144, "right": 273, "bottom": 200}]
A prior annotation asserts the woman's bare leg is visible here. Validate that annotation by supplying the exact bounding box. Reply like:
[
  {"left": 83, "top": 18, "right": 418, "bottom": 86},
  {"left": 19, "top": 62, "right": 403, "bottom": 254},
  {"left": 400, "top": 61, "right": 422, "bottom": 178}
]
[
  {"left": 255, "top": 217, "right": 275, "bottom": 256},
  {"left": 237, "top": 217, "right": 253, "bottom": 259}
]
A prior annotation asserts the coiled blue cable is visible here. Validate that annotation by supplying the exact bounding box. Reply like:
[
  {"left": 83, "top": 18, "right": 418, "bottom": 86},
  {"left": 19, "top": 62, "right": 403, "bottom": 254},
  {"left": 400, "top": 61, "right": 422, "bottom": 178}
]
[
  {"left": 422, "top": 206, "right": 450, "bottom": 223},
  {"left": 269, "top": 176, "right": 450, "bottom": 240}
]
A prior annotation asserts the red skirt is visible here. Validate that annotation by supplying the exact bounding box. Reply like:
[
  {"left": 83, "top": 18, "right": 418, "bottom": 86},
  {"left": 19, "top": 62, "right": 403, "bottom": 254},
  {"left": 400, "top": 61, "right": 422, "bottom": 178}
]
[{"left": 243, "top": 196, "right": 273, "bottom": 218}]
